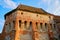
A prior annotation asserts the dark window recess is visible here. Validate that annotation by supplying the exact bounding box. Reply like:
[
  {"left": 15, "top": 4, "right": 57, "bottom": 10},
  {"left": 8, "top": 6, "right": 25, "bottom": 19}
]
[
  {"left": 30, "top": 22, "right": 32, "bottom": 26},
  {"left": 45, "top": 23, "right": 47, "bottom": 29},
  {"left": 6, "top": 24, "right": 7, "bottom": 25},
  {"left": 21, "top": 12, "right": 23, "bottom": 15},
  {"left": 9, "top": 23, "right": 11, "bottom": 29},
  {"left": 24, "top": 21, "right": 27, "bottom": 28},
  {"left": 49, "top": 16, "right": 51, "bottom": 19},
  {"left": 50, "top": 24, "right": 52, "bottom": 29},
  {"left": 36, "top": 22, "right": 38, "bottom": 29},
  {"left": 19, "top": 20, "right": 21, "bottom": 28},
  {"left": 54, "top": 24, "right": 56, "bottom": 29},
  {"left": 59, "top": 35, "right": 60, "bottom": 39},
  {"left": 13, "top": 21, "right": 15, "bottom": 29},
  {"left": 40, "top": 23, "right": 42, "bottom": 29},
  {"left": 29, "top": 21, "right": 32, "bottom": 29}
]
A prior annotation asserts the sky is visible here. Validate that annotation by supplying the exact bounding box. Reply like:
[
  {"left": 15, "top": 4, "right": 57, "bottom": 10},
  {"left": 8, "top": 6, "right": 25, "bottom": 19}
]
[{"left": 0, "top": 0, "right": 60, "bottom": 33}]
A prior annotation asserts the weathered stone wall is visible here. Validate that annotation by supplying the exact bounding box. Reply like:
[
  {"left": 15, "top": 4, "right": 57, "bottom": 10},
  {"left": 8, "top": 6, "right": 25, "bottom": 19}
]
[
  {"left": 14, "top": 10, "right": 54, "bottom": 40},
  {"left": 0, "top": 10, "right": 54, "bottom": 40}
]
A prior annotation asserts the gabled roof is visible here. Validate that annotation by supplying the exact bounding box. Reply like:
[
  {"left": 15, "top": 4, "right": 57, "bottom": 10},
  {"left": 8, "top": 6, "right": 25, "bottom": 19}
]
[
  {"left": 4, "top": 4, "right": 54, "bottom": 19},
  {"left": 17, "top": 4, "right": 53, "bottom": 15},
  {"left": 17, "top": 4, "right": 46, "bottom": 13}
]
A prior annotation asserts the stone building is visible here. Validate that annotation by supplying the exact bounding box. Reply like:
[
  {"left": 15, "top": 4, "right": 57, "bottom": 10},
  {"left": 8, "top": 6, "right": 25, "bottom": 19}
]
[
  {"left": 0, "top": 4, "right": 60, "bottom": 40},
  {"left": 53, "top": 16, "right": 60, "bottom": 40}
]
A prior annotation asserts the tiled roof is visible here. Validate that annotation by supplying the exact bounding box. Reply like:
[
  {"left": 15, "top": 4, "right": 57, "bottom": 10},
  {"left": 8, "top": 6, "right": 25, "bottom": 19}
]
[
  {"left": 17, "top": 4, "right": 53, "bottom": 15},
  {"left": 17, "top": 4, "right": 46, "bottom": 13},
  {"left": 4, "top": 4, "right": 54, "bottom": 19}
]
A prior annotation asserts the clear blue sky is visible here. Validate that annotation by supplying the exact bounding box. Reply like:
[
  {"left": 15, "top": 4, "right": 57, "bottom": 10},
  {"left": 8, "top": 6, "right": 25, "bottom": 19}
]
[{"left": 0, "top": 0, "right": 60, "bottom": 33}]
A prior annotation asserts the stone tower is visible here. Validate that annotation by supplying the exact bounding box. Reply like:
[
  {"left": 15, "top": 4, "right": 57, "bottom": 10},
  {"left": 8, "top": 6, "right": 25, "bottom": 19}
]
[{"left": 0, "top": 4, "right": 56, "bottom": 40}]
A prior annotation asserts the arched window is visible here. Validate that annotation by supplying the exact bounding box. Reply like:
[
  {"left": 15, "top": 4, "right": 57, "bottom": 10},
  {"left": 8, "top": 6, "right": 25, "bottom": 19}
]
[
  {"left": 9, "top": 23, "right": 11, "bottom": 31},
  {"left": 13, "top": 21, "right": 15, "bottom": 27},
  {"left": 24, "top": 21, "right": 27, "bottom": 29},
  {"left": 54, "top": 24, "right": 56, "bottom": 29},
  {"left": 45, "top": 23, "right": 47, "bottom": 29},
  {"left": 29, "top": 21, "right": 32, "bottom": 30},
  {"left": 36, "top": 22, "right": 38, "bottom": 29},
  {"left": 5, "top": 24, "right": 10, "bottom": 33},
  {"left": 49, "top": 16, "right": 51, "bottom": 19},
  {"left": 50, "top": 24, "right": 52, "bottom": 29},
  {"left": 30, "top": 22, "right": 32, "bottom": 27},
  {"left": 12, "top": 21, "right": 15, "bottom": 30},
  {"left": 19, "top": 20, "right": 21, "bottom": 28},
  {"left": 45, "top": 23, "right": 48, "bottom": 31},
  {"left": 9, "top": 23, "right": 11, "bottom": 27},
  {"left": 40, "top": 23, "right": 43, "bottom": 29}
]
